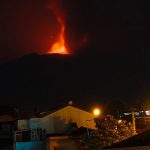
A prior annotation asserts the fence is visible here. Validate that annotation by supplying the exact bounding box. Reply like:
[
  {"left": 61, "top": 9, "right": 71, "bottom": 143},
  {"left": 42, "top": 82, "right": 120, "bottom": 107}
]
[{"left": 14, "top": 128, "right": 46, "bottom": 142}]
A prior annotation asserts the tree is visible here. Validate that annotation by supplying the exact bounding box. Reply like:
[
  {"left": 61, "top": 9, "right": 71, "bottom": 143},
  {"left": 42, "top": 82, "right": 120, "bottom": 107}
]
[
  {"left": 81, "top": 116, "right": 134, "bottom": 149},
  {"left": 95, "top": 116, "right": 133, "bottom": 147}
]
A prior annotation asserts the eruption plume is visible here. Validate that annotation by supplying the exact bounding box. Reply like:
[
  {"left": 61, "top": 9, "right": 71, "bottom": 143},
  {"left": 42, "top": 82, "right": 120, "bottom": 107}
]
[{"left": 47, "top": 0, "right": 69, "bottom": 55}]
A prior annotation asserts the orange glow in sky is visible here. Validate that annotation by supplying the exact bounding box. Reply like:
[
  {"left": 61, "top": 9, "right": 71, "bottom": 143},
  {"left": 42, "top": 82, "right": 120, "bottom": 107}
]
[{"left": 49, "top": 17, "right": 69, "bottom": 55}]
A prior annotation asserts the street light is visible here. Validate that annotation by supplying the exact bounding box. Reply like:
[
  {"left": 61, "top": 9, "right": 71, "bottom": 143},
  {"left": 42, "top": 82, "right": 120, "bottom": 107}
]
[
  {"left": 86, "top": 108, "right": 101, "bottom": 138},
  {"left": 93, "top": 108, "right": 100, "bottom": 117}
]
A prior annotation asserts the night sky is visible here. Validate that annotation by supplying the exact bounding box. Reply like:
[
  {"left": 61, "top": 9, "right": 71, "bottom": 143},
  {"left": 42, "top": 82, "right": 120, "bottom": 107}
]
[{"left": 0, "top": 0, "right": 148, "bottom": 111}]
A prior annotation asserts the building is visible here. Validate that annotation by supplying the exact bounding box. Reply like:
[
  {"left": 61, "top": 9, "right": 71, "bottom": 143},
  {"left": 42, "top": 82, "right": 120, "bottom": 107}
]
[
  {"left": 17, "top": 104, "right": 96, "bottom": 133},
  {"left": 14, "top": 104, "right": 96, "bottom": 150},
  {"left": 123, "top": 110, "right": 150, "bottom": 133}
]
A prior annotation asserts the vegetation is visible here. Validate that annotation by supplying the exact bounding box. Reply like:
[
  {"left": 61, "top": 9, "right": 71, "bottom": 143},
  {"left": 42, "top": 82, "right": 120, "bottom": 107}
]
[{"left": 81, "top": 115, "right": 134, "bottom": 149}]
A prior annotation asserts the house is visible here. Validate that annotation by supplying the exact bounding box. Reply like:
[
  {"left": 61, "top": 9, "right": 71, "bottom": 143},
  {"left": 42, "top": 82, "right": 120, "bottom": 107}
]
[
  {"left": 14, "top": 103, "right": 97, "bottom": 150},
  {"left": 122, "top": 110, "right": 150, "bottom": 133},
  {"left": 17, "top": 103, "right": 96, "bottom": 134}
]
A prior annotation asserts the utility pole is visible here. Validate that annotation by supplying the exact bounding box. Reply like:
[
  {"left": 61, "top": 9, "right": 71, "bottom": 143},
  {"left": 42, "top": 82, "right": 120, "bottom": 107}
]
[{"left": 132, "top": 111, "right": 136, "bottom": 135}]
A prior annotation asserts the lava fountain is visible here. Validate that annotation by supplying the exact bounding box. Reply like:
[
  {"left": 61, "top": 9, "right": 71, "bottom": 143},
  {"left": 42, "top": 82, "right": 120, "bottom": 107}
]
[
  {"left": 47, "top": 0, "right": 88, "bottom": 55},
  {"left": 48, "top": 0, "right": 69, "bottom": 55},
  {"left": 49, "top": 17, "right": 69, "bottom": 55}
]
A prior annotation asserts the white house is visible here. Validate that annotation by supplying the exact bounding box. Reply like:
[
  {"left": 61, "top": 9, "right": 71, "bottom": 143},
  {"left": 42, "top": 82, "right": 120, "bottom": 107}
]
[
  {"left": 14, "top": 104, "right": 97, "bottom": 150},
  {"left": 17, "top": 104, "right": 96, "bottom": 134}
]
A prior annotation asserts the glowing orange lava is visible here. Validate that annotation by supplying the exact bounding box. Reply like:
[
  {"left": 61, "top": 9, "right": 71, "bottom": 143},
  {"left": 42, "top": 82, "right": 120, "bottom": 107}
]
[{"left": 49, "top": 17, "right": 69, "bottom": 55}]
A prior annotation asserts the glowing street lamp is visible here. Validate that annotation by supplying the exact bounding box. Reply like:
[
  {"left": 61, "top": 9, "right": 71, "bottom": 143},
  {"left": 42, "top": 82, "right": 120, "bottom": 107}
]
[
  {"left": 93, "top": 108, "right": 100, "bottom": 117},
  {"left": 86, "top": 108, "right": 101, "bottom": 138}
]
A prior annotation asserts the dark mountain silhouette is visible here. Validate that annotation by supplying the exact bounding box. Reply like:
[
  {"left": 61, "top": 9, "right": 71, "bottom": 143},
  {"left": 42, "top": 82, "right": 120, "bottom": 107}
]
[{"left": 0, "top": 53, "right": 143, "bottom": 111}]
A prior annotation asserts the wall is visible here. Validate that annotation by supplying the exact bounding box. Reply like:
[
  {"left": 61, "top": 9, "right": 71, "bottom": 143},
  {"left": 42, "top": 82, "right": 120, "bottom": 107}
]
[
  {"left": 18, "top": 120, "right": 29, "bottom": 130},
  {"left": 15, "top": 141, "right": 49, "bottom": 150},
  {"left": 17, "top": 106, "right": 96, "bottom": 134},
  {"left": 67, "top": 106, "right": 96, "bottom": 129},
  {"left": 42, "top": 106, "right": 96, "bottom": 133}
]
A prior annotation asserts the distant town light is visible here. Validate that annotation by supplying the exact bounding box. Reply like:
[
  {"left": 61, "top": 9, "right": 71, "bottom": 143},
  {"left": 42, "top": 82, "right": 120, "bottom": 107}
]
[
  {"left": 118, "top": 120, "right": 122, "bottom": 123},
  {"left": 145, "top": 110, "right": 150, "bottom": 115}
]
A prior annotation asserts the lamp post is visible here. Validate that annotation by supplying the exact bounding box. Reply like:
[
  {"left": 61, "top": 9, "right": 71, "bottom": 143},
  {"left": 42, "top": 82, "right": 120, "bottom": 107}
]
[
  {"left": 85, "top": 108, "right": 101, "bottom": 150},
  {"left": 130, "top": 107, "right": 136, "bottom": 135},
  {"left": 132, "top": 111, "right": 136, "bottom": 135},
  {"left": 86, "top": 108, "right": 100, "bottom": 137}
]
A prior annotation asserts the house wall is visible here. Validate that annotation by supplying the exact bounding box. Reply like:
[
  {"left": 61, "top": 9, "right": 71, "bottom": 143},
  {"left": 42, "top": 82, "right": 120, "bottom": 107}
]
[
  {"left": 68, "top": 106, "right": 96, "bottom": 129},
  {"left": 17, "top": 106, "right": 96, "bottom": 134},
  {"left": 15, "top": 141, "right": 49, "bottom": 150},
  {"left": 42, "top": 106, "right": 96, "bottom": 133},
  {"left": 18, "top": 120, "right": 29, "bottom": 130},
  {"left": 29, "top": 117, "right": 55, "bottom": 133}
]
